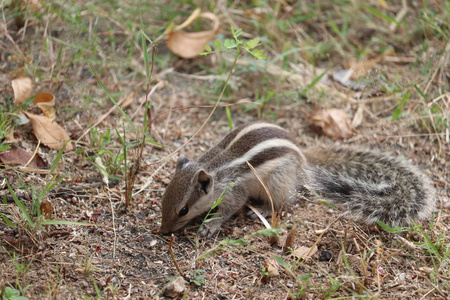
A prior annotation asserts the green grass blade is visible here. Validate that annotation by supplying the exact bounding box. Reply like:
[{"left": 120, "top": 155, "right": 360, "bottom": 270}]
[
  {"left": 7, "top": 181, "right": 34, "bottom": 227},
  {"left": 0, "top": 212, "right": 16, "bottom": 228},
  {"left": 360, "top": 4, "right": 399, "bottom": 24}
]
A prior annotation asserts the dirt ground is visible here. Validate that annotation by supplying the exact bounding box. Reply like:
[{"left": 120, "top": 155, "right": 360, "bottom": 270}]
[{"left": 1, "top": 1, "right": 449, "bottom": 299}]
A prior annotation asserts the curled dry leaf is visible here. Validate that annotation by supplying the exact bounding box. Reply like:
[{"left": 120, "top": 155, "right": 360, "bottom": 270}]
[
  {"left": 292, "top": 245, "right": 318, "bottom": 260},
  {"left": 0, "top": 146, "right": 47, "bottom": 169},
  {"left": 262, "top": 258, "right": 280, "bottom": 283},
  {"left": 283, "top": 226, "right": 297, "bottom": 253},
  {"left": 310, "top": 108, "right": 353, "bottom": 139},
  {"left": 12, "top": 77, "right": 33, "bottom": 105},
  {"left": 166, "top": 9, "right": 220, "bottom": 59},
  {"left": 33, "top": 92, "right": 56, "bottom": 120},
  {"left": 24, "top": 112, "right": 73, "bottom": 151},
  {"left": 40, "top": 199, "right": 54, "bottom": 220},
  {"left": 15, "top": 112, "right": 30, "bottom": 125}
]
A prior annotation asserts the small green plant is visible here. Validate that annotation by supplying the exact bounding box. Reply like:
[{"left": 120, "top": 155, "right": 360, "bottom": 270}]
[
  {"left": 244, "top": 89, "right": 277, "bottom": 118},
  {"left": 197, "top": 180, "right": 237, "bottom": 235},
  {"left": 199, "top": 26, "right": 266, "bottom": 126},
  {"left": 0, "top": 143, "right": 93, "bottom": 248},
  {"left": 189, "top": 269, "right": 206, "bottom": 287},
  {"left": 392, "top": 89, "right": 411, "bottom": 120},
  {"left": 261, "top": 266, "right": 268, "bottom": 276},
  {"left": 274, "top": 256, "right": 312, "bottom": 298},
  {"left": 200, "top": 27, "right": 266, "bottom": 60},
  {"left": 1, "top": 286, "right": 29, "bottom": 300},
  {"left": 43, "top": 266, "right": 63, "bottom": 299},
  {"left": 323, "top": 276, "right": 341, "bottom": 298},
  {"left": 0, "top": 107, "right": 13, "bottom": 153},
  {"left": 10, "top": 252, "right": 31, "bottom": 278}
]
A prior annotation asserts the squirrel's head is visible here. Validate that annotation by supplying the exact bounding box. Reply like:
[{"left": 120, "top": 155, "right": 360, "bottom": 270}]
[{"left": 160, "top": 156, "right": 215, "bottom": 234}]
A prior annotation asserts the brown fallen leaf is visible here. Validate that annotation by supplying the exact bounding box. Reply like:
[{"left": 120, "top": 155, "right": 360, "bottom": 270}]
[
  {"left": 40, "top": 199, "right": 54, "bottom": 219},
  {"left": 292, "top": 245, "right": 318, "bottom": 260},
  {"left": 33, "top": 92, "right": 56, "bottom": 120},
  {"left": 166, "top": 9, "right": 220, "bottom": 59},
  {"left": 310, "top": 108, "right": 354, "bottom": 139},
  {"left": 0, "top": 146, "right": 47, "bottom": 169},
  {"left": 24, "top": 112, "right": 73, "bottom": 151},
  {"left": 262, "top": 258, "right": 280, "bottom": 283},
  {"left": 283, "top": 226, "right": 297, "bottom": 253},
  {"left": 12, "top": 77, "right": 33, "bottom": 105},
  {"left": 4, "top": 129, "right": 19, "bottom": 143}
]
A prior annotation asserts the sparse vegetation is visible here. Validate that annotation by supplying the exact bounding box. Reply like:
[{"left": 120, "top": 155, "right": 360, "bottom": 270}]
[{"left": 1, "top": 0, "right": 448, "bottom": 299}]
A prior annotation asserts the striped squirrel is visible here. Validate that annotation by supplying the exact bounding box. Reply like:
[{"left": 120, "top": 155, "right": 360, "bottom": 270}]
[{"left": 160, "top": 121, "right": 435, "bottom": 236}]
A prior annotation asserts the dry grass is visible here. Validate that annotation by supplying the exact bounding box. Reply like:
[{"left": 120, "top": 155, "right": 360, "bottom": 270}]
[{"left": 0, "top": 0, "right": 449, "bottom": 299}]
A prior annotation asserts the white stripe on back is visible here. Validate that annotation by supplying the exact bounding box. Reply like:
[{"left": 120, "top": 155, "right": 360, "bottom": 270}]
[
  {"left": 225, "top": 123, "right": 284, "bottom": 151},
  {"left": 217, "top": 138, "right": 304, "bottom": 172}
]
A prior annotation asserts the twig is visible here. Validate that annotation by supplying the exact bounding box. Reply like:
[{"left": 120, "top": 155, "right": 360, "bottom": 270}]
[
  {"left": 389, "top": 0, "right": 408, "bottom": 32},
  {"left": 168, "top": 234, "right": 184, "bottom": 277},
  {"left": 24, "top": 140, "right": 41, "bottom": 168},
  {"left": 129, "top": 80, "right": 164, "bottom": 121},
  {"left": 107, "top": 190, "right": 117, "bottom": 259},
  {"left": 246, "top": 161, "right": 275, "bottom": 224}
]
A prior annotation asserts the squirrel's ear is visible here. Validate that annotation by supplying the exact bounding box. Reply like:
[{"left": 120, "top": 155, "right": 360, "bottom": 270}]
[
  {"left": 176, "top": 156, "right": 190, "bottom": 172},
  {"left": 193, "top": 169, "right": 213, "bottom": 194}
]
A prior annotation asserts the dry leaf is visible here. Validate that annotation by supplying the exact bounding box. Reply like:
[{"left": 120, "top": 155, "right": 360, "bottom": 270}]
[
  {"left": 265, "top": 260, "right": 279, "bottom": 277},
  {"left": 351, "top": 104, "right": 365, "bottom": 128},
  {"left": 311, "top": 109, "right": 353, "bottom": 139},
  {"left": 15, "top": 112, "right": 30, "bottom": 125},
  {"left": 33, "top": 92, "right": 56, "bottom": 120},
  {"left": 283, "top": 226, "right": 297, "bottom": 253},
  {"left": 24, "top": 112, "right": 73, "bottom": 151},
  {"left": 4, "top": 129, "right": 19, "bottom": 143},
  {"left": 12, "top": 77, "right": 33, "bottom": 105},
  {"left": 166, "top": 10, "right": 220, "bottom": 59},
  {"left": 40, "top": 199, "right": 54, "bottom": 219},
  {"left": 262, "top": 258, "right": 279, "bottom": 283},
  {"left": 292, "top": 245, "right": 318, "bottom": 260},
  {"left": 0, "top": 147, "right": 47, "bottom": 169}
]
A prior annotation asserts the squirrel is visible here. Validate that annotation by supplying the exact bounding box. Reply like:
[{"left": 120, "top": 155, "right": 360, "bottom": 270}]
[{"left": 160, "top": 121, "right": 435, "bottom": 236}]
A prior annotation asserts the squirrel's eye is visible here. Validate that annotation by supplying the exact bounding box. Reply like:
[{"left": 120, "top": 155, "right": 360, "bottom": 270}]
[{"left": 179, "top": 206, "right": 189, "bottom": 217}]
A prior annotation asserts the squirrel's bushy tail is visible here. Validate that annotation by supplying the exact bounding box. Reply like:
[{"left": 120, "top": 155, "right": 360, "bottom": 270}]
[{"left": 303, "top": 146, "right": 435, "bottom": 226}]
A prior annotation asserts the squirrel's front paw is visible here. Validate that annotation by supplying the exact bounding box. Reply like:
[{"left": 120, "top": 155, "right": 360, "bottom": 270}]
[{"left": 199, "top": 222, "right": 221, "bottom": 238}]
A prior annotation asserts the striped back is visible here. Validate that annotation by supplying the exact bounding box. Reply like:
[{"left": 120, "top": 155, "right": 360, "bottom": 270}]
[{"left": 198, "top": 122, "right": 305, "bottom": 175}]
